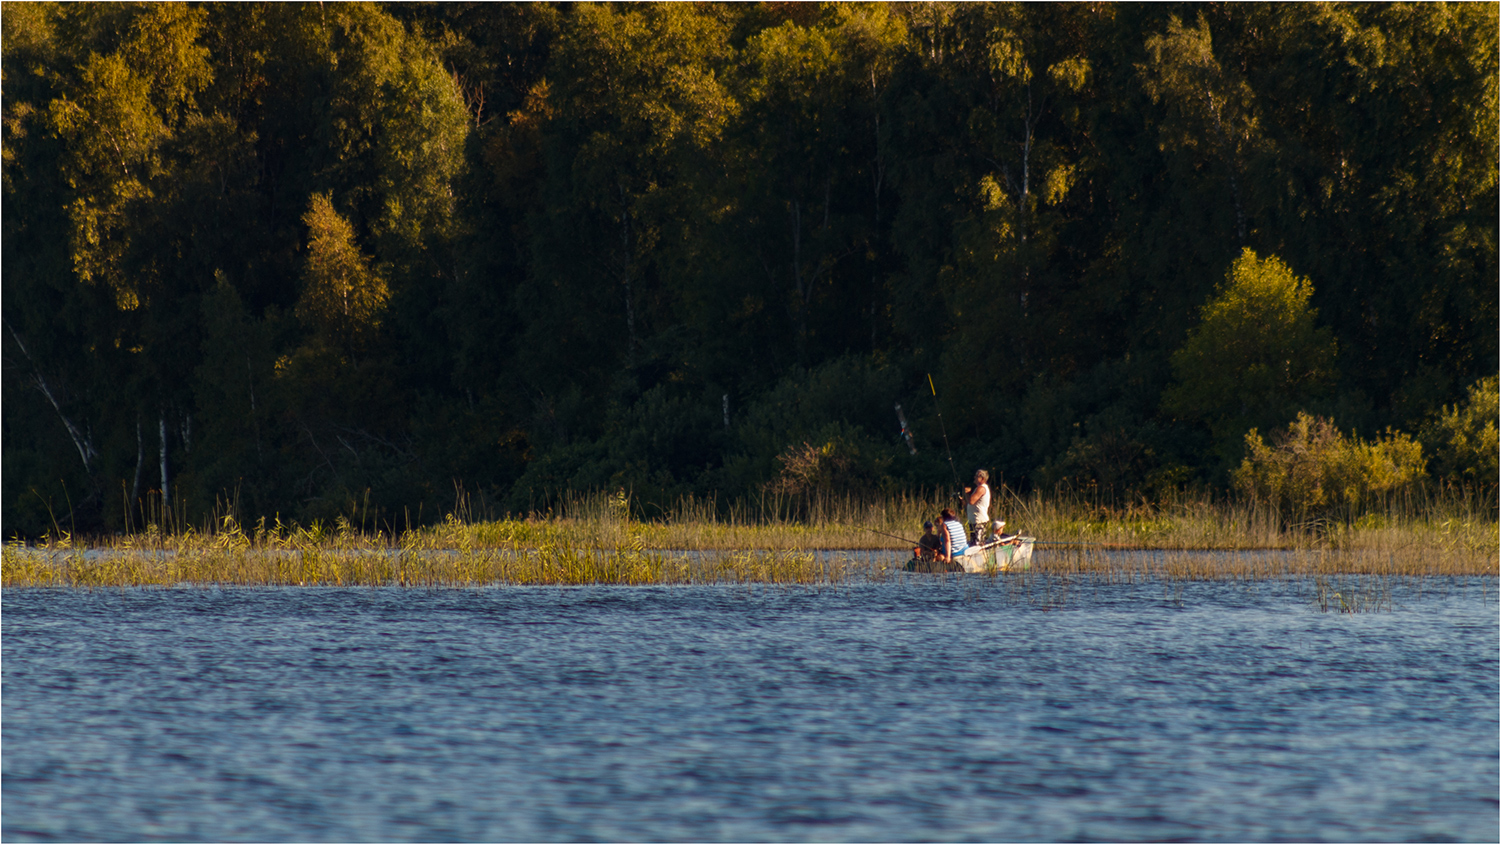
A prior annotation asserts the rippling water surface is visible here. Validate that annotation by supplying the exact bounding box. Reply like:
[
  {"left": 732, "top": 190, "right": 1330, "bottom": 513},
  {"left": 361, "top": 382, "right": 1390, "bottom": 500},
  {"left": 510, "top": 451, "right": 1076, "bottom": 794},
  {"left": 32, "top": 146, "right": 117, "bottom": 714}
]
[{"left": 4, "top": 570, "right": 1497, "bottom": 842}]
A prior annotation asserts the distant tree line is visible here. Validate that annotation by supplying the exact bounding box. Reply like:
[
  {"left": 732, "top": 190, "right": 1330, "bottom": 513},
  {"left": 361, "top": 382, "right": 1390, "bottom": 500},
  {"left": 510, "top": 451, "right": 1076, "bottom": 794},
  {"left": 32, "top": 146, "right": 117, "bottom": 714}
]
[{"left": 4, "top": 2, "right": 1496, "bottom": 535}]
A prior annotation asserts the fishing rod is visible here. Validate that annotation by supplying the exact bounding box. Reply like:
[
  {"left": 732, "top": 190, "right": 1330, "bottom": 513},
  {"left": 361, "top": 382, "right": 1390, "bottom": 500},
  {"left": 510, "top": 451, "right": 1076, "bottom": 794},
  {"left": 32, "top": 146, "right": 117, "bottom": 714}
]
[
  {"left": 867, "top": 528, "right": 920, "bottom": 546},
  {"left": 927, "top": 373, "right": 961, "bottom": 493},
  {"left": 1030, "top": 540, "right": 1147, "bottom": 549}
]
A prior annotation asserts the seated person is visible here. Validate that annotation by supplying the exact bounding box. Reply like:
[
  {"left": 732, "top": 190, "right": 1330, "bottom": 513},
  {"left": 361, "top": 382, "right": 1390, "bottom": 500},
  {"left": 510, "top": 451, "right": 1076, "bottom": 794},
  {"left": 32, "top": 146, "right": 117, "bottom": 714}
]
[
  {"left": 939, "top": 508, "right": 969, "bottom": 559},
  {"left": 979, "top": 520, "right": 1006, "bottom": 543},
  {"left": 907, "top": 519, "right": 964, "bottom": 573},
  {"left": 914, "top": 521, "right": 943, "bottom": 561}
]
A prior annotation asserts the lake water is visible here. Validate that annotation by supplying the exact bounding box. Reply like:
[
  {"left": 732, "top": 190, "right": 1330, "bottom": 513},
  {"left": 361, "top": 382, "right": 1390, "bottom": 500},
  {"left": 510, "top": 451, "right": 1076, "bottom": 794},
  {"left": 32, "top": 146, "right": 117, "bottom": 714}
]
[{"left": 4, "top": 570, "right": 1497, "bottom": 842}]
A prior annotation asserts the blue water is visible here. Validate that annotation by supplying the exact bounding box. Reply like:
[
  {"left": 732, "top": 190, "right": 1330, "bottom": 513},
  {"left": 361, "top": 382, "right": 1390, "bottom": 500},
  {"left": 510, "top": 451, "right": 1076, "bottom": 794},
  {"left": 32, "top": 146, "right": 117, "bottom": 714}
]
[{"left": 4, "top": 575, "right": 1497, "bottom": 842}]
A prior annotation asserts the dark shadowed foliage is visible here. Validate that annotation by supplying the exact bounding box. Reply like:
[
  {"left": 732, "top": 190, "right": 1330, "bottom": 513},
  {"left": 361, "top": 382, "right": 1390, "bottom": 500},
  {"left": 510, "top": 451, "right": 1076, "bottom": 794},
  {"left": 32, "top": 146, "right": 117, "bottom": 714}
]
[{"left": 4, "top": 2, "right": 1495, "bottom": 536}]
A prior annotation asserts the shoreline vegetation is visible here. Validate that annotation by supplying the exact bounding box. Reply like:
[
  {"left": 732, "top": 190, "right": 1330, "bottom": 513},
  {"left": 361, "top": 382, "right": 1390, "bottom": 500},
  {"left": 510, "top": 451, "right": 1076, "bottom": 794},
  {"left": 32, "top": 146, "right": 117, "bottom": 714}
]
[
  {"left": 6, "top": 5, "right": 1496, "bottom": 544},
  {"left": 5, "top": 490, "right": 1495, "bottom": 591}
]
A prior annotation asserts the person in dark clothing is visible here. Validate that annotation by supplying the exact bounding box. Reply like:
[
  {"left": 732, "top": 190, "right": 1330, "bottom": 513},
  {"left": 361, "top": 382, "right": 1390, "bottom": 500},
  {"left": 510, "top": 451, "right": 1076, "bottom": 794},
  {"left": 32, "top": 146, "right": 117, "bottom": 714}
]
[
  {"left": 907, "top": 519, "right": 961, "bottom": 572},
  {"left": 915, "top": 521, "right": 943, "bottom": 561}
]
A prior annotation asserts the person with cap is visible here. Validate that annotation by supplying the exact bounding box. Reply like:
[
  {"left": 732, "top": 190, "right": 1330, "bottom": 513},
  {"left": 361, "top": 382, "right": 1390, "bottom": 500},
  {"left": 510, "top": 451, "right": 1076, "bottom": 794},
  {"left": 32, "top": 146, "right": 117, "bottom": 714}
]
[{"left": 915, "top": 520, "right": 943, "bottom": 562}]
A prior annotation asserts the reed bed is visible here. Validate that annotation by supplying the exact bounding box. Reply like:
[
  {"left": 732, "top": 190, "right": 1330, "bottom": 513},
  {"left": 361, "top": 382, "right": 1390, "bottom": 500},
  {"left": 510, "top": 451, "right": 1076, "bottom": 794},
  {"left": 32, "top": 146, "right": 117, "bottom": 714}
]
[
  {"left": 999, "top": 545, "right": 1495, "bottom": 613},
  {"left": 422, "top": 487, "right": 1500, "bottom": 555},
  {"left": 0, "top": 513, "right": 837, "bottom": 588},
  {"left": 998, "top": 485, "right": 1499, "bottom": 553},
  {"left": 0, "top": 543, "right": 837, "bottom": 589},
  {"left": 1027, "top": 545, "right": 1496, "bottom": 582},
  {"left": 6, "top": 535, "right": 1492, "bottom": 592},
  {"left": 4, "top": 489, "right": 1494, "bottom": 595}
]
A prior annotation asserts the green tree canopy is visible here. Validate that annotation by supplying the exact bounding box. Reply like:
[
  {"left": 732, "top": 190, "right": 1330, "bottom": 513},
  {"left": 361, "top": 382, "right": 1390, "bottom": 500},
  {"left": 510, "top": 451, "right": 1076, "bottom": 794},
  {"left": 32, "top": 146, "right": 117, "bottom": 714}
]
[
  {"left": 1164, "top": 248, "right": 1338, "bottom": 464},
  {"left": 296, "top": 192, "right": 387, "bottom": 359},
  {"left": 3, "top": 3, "right": 1494, "bottom": 535}
]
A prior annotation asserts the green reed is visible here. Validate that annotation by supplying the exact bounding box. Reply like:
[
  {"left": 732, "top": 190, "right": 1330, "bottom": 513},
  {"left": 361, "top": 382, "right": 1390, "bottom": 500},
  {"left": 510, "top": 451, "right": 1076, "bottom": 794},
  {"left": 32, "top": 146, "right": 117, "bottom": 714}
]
[
  {"left": 4, "top": 488, "right": 1494, "bottom": 591},
  {"left": 0, "top": 543, "right": 833, "bottom": 588},
  {"left": 1028, "top": 541, "right": 1497, "bottom": 582},
  {"left": 1012, "top": 544, "right": 1494, "bottom": 613},
  {"left": 431, "top": 488, "right": 1496, "bottom": 564},
  {"left": 0, "top": 510, "right": 834, "bottom": 588}
]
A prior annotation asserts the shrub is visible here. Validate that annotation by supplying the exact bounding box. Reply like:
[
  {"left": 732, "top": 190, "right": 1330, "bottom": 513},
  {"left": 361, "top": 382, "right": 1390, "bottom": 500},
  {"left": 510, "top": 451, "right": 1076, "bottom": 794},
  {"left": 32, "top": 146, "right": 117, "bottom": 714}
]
[
  {"left": 1234, "top": 413, "right": 1425, "bottom": 525},
  {"left": 1420, "top": 376, "right": 1499, "bottom": 489},
  {"left": 764, "top": 422, "right": 892, "bottom": 499},
  {"left": 1035, "top": 424, "right": 1159, "bottom": 494},
  {"left": 717, "top": 356, "right": 903, "bottom": 495}
]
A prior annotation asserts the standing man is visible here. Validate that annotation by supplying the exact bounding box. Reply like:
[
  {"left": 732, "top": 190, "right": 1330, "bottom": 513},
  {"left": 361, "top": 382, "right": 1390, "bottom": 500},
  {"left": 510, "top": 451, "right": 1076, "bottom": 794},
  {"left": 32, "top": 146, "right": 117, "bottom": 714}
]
[{"left": 963, "top": 469, "right": 991, "bottom": 544}]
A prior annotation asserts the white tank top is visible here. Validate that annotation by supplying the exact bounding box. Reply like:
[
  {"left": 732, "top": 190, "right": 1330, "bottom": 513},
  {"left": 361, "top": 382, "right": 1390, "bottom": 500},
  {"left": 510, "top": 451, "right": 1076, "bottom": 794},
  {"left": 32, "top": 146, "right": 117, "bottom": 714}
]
[{"left": 966, "top": 484, "right": 991, "bottom": 524}]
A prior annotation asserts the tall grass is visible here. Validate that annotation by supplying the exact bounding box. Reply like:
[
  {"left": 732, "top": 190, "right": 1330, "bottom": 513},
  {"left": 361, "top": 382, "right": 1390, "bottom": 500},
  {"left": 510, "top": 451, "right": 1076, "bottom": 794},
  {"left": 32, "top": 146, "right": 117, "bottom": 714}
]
[
  {"left": 442, "top": 485, "right": 1497, "bottom": 553},
  {"left": 431, "top": 488, "right": 959, "bottom": 552},
  {"left": 999, "top": 545, "right": 1494, "bottom": 613},
  {"left": 989, "top": 483, "right": 1497, "bottom": 552},
  {"left": 0, "top": 519, "right": 834, "bottom": 588},
  {"left": 4, "top": 487, "right": 1494, "bottom": 590}
]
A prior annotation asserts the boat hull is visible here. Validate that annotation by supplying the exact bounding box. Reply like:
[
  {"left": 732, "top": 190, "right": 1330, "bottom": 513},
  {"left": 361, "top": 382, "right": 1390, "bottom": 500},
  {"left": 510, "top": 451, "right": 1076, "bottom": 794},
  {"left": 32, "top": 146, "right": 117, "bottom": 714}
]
[
  {"left": 956, "top": 537, "right": 1034, "bottom": 573},
  {"left": 905, "top": 537, "right": 1035, "bottom": 574}
]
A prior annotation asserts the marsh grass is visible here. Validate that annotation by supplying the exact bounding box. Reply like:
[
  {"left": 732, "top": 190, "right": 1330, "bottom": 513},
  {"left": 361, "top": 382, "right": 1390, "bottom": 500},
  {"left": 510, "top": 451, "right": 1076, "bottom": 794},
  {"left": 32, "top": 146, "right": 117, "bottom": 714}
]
[
  {"left": 1006, "top": 544, "right": 1495, "bottom": 612},
  {"left": 0, "top": 517, "right": 831, "bottom": 589},
  {"left": 416, "top": 486, "right": 1500, "bottom": 557},
  {"left": 4, "top": 489, "right": 1494, "bottom": 596}
]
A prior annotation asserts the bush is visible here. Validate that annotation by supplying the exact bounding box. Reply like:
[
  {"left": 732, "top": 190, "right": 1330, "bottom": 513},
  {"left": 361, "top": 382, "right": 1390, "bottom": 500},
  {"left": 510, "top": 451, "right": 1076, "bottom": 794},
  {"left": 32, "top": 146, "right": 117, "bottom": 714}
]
[
  {"left": 1035, "top": 419, "right": 1161, "bottom": 494},
  {"left": 764, "top": 422, "right": 893, "bottom": 498},
  {"left": 1020, "top": 355, "right": 1178, "bottom": 493},
  {"left": 1234, "top": 413, "right": 1425, "bottom": 525},
  {"left": 506, "top": 384, "right": 725, "bottom": 513},
  {"left": 718, "top": 356, "right": 904, "bottom": 494},
  {"left": 1420, "top": 376, "right": 1498, "bottom": 489}
]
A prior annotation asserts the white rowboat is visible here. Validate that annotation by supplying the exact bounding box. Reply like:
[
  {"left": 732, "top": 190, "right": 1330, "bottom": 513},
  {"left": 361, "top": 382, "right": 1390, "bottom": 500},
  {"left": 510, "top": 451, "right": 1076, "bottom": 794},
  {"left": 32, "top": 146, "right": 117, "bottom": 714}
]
[
  {"left": 905, "top": 534, "right": 1035, "bottom": 573},
  {"left": 955, "top": 536, "right": 1035, "bottom": 573}
]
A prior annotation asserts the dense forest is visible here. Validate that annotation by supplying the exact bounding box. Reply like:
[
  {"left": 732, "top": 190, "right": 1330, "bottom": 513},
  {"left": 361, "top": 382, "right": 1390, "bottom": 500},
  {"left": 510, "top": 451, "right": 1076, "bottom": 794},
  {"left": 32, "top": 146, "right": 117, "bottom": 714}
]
[{"left": 3, "top": 2, "right": 1496, "bottom": 536}]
